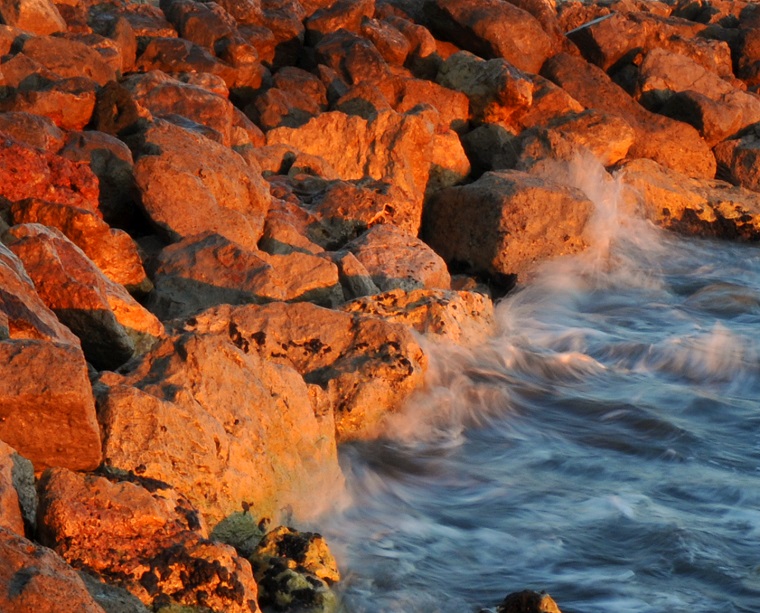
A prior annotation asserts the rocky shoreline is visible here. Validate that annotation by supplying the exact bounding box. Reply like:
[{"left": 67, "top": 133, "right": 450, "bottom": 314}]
[{"left": 1, "top": 0, "right": 760, "bottom": 610}]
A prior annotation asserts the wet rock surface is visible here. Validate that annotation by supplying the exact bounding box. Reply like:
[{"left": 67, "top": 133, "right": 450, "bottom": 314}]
[{"left": 0, "top": 0, "right": 759, "bottom": 610}]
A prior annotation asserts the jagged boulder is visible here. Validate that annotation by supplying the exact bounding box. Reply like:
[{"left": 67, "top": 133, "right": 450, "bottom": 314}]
[
  {"left": 0, "top": 440, "right": 34, "bottom": 536},
  {"left": 0, "top": 0, "right": 66, "bottom": 34}
]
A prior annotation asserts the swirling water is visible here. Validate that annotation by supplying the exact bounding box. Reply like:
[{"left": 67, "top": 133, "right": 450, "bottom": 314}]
[{"left": 320, "top": 161, "right": 760, "bottom": 612}]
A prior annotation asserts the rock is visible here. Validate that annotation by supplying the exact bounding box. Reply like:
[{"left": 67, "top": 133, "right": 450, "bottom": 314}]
[
  {"left": 122, "top": 70, "right": 236, "bottom": 146},
  {"left": 130, "top": 118, "right": 271, "bottom": 250},
  {"left": 88, "top": 5, "right": 139, "bottom": 74},
  {"left": 314, "top": 28, "right": 391, "bottom": 87},
  {"left": 97, "top": 309, "right": 345, "bottom": 525},
  {"left": 516, "top": 109, "right": 636, "bottom": 169},
  {"left": 423, "top": 0, "right": 555, "bottom": 74},
  {"left": 0, "top": 132, "right": 99, "bottom": 211},
  {"left": 249, "top": 66, "right": 326, "bottom": 130},
  {"left": 715, "top": 129, "right": 760, "bottom": 190},
  {"left": 58, "top": 130, "right": 138, "bottom": 232},
  {"left": 0, "top": 0, "right": 66, "bottom": 35},
  {"left": 257, "top": 0, "right": 306, "bottom": 69},
  {"left": 259, "top": 196, "right": 326, "bottom": 254},
  {"left": 567, "top": 10, "right": 731, "bottom": 76},
  {"left": 160, "top": 0, "right": 237, "bottom": 51},
  {"left": 0, "top": 111, "right": 64, "bottom": 152},
  {"left": 636, "top": 47, "right": 760, "bottom": 146},
  {"left": 460, "top": 123, "right": 521, "bottom": 176},
  {"left": 541, "top": 52, "right": 716, "bottom": 178},
  {"left": 145, "top": 232, "right": 342, "bottom": 321},
  {"left": 135, "top": 37, "right": 238, "bottom": 89},
  {"left": 305, "top": 0, "right": 374, "bottom": 45},
  {"left": 4, "top": 223, "right": 164, "bottom": 370},
  {"left": 180, "top": 302, "right": 428, "bottom": 442},
  {"left": 493, "top": 590, "right": 562, "bottom": 613},
  {"left": 360, "top": 16, "right": 411, "bottom": 66},
  {"left": 0, "top": 243, "right": 102, "bottom": 472},
  {"left": 18, "top": 34, "right": 118, "bottom": 86},
  {"left": 0, "top": 75, "right": 99, "bottom": 131},
  {"left": 0, "top": 526, "right": 107, "bottom": 613},
  {"left": 343, "top": 288, "right": 494, "bottom": 345},
  {"left": 250, "top": 525, "right": 339, "bottom": 612},
  {"left": 427, "top": 127, "right": 472, "bottom": 192},
  {"left": 393, "top": 77, "right": 470, "bottom": 132},
  {"left": 91, "top": 80, "right": 144, "bottom": 137},
  {"left": 346, "top": 224, "right": 451, "bottom": 292},
  {"left": 9, "top": 198, "right": 151, "bottom": 294},
  {"left": 122, "top": 2, "right": 177, "bottom": 39},
  {"left": 617, "top": 157, "right": 760, "bottom": 239},
  {"left": 266, "top": 110, "right": 435, "bottom": 224},
  {"left": 423, "top": 169, "right": 593, "bottom": 282},
  {"left": 78, "top": 573, "right": 151, "bottom": 613},
  {"left": 330, "top": 249, "right": 380, "bottom": 298},
  {"left": 0, "top": 440, "right": 34, "bottom": 535},
  {"left": 36, "top": 467, "right": 261, "bottom": 612}
]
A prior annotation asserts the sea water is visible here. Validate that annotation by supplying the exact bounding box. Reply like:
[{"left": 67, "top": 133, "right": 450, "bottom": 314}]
[{"left": 320, "top": 158, "right": 760, "bottom": 613}]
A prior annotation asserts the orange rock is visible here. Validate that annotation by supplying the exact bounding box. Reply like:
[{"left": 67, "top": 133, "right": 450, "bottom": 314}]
[
  {"left": 5, "top": 223, "right": 164, "bottom": 369},
  {"left": 305, "top": 0, "right": 374, "bottom": 45},
  {"left": 0, "top": 526, "right": 106, "bottom": 613},
  {"left": 346, "top": 224, "right": 451, "bottom": 292},
  {"left": 315, "top": 29, "right": 391, "bottom": 86},
  {"left": 394, "top": 77, "right": 470, "bottom": 132},
  {"left": 0, "top": 440, "right": 30, "bottom": 536},
  {"left": 423, "top": 169, "right": 593, "bottom": 282},
  {"left": 360, "top": 16, "right": 411, "bottom": 66},
  {"left": 9, "top": 198, "right": 152, "bottom": 294},
  {"left": 88, "top": 6, "right": 138, "bottom": 73},
  {"left": 161, "top": 0, "right": 237, "bottom": 51},
  {"left": 131, "top": 118, "right": 271, "bottom": 251},
  {"left": 18, "top": 34, "right": 117, "bottom": 86},
  {"left": 0, "top": 111, "right": 64, "bottom": 152},
  {"left": 0, "top": 133, "right": 99, "bottom": 211},
  {"left": 0, "top": 0, "right": 66, "bottom": 35},
  {"left": 37, "top": 468, "right": 261, "bottom": 612},
  {"left": 424, "top": 0, "right": 556, "bottom": 74},
  {"left": 542, "top": 52, "right": 716, "bottom": 178},
  {"left": 97, "top": 321, "right": 343, "bottom": 525}
]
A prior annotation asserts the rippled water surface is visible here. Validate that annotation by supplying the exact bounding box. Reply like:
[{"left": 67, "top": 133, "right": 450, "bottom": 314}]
[{"left": 320, "top": 161, "right": 760, "bottom": 613}]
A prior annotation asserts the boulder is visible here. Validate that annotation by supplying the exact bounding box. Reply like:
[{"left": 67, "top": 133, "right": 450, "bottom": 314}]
[
  {"left": 4, "top": 223, "right": 164, "bottom": 370},
  {"left": 97, "top": 308, "right": 346, "bottom": 525},
  {"left": 422, "top": 0, "right": 556, "bottom": 74},
  {"left": 122, "top": 70, "right": 236, "bottom": 146},
  {"left": 250, "top": 525, "right": 339, "bottom": 612},
  {"left": 492, "top": 590, "right": 562, "bottom": 613},
  {"left": 342, "top": 288, "right": 495, "bottom": 345},
  {"left": 423, "top": 169, "right": 594, "bottom": 282},
  {"left": 0, "top": 111, "right": 64, "bottom": 152},
  {"left": 122, "top": 2, "right": 177, "bottom": 39},
  {"left": 0, "top": 132, "right": 99, "bottom": 211},
  {"left": 9, "top": 198, "right": 151, "bottom": 294},
  {"left": 160, "top": 0, "right": 237, "bottom": 51},
  {"left": 393, "top": 77, "right": 470, "bottom": 132},
  {"left": 0, "top": 440, "right": 34, "bottom": 535},
  {"left": 0, "top": 75, "right": 99, "bottom": 131},
  {"left": 330, "top": 249, "right": 380, "bottom": 299},
  {"left": 0, "top": 244, "right": 102, "bottom": 472},
  {"left": 0, "top": 0, "right": 66, "bottom": 35},
  {"left": 37, "top": 467, "right": 261, "bottom": 612},
  {"left": 266, "top": 109, "right": 435, "bottom": 222},
  {"left": 18, "top": 34, "right": 118, "bottom": 85},
  {"left": 541, "top": 52, "right": 716, "bottom": 178},
  {"left": 87, "top": 5, "right": 139, "bottom": 73},
  {"left": 130, "top": 118, "right": 271, "bottom": 250},
  {"left": 346, "top": 224, "right": 451, "bottom": 292},
  {"left": 360, "top": 17, "right": 411, "bottom": 67},
  {"left": 249, "top": 67, "right": 326, "bottom": 130},
  {"left": 184, "top": 302, "right": 427, "bottom": 442},
  {"left": 145, "top": 232, "right": 342, "bottom": 321},
  {"left": 0, "top": 527, "right": 106, "bottom": 613},
  {"left": 714, "top": 130, "right": 760, "bottom": 192},
  {"left": 314, "top": 28, "right": 391, "bottom": 87},
  {"left": 305, "top": 0, "right": 374, "bottom": 45},
  {"left": 256, "top": 0, "right": 306, "bottom": 69},
  {"left": 618, "top": 157, "right": 760, "bottom": 239},
  {"left": 636, "top": 48, "right": 760, "bottom": 145}
]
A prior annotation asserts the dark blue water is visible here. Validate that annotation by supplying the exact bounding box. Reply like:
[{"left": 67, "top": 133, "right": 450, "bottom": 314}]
[{"left": 321, "top": 161, "right": 760, "bottom": 613}]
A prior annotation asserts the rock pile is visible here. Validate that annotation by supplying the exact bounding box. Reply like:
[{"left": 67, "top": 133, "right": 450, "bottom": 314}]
[{"left": 1, "top": 0, "right": 760, "bottom": 609}]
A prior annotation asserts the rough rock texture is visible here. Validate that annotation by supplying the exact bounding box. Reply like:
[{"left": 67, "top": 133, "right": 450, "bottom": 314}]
[
  {"left": 423, "top": 170, "right": 594, "bottom": 282},
  {"left": 146, "top": 232, "right": 342, "bottom": 321},
  {"left": 266, "top": 109, "right": 435, "bottom": 227},
  {"left": 96, "top": 307, "right": 346, "bottom": 526},
  {"left": 346, "top": 224, "right": 451, "bottom": 292},
  {"left": 494, "top": 589, "right": 562, "bottom": 613},
  {"left": 0, "top": 0, "right": 66, "bottom": 35},
  {"left": 542, "top": 52, "right": 716, "bottom": 178},
  {"left": 714, "top": 130, "right": 760, "bottom": 193},
  {"left": 36, "top": 468, "right": 261, "bottom": 612},
  {"left": 131, "top": 119, "right": 271, "bottom": 250},
  {"left": 250, "top": 525, "right": 339, "bottom": 612},
  {"left": 182, "top": 302, "right": 428, "bottom": 442},
  {"left": 423, "top": 0, "right": 556, "bottom": 74},
  {"left": 18, "top": 34, "right": 118, "bottom": 86},
  {"left": 618, "top": 158, "right": 760, "bottom": 240},
  {"left": 0, "top": 526, "right": 106, "bottom": 613},
  {"left": 0, "top": 132, "right": 99, "bottom": 210},
  {"left": 9, "top": 198, "right": 151, "bottom": 294},
  {"left": 0, "top": 243, "right": 101, "bottom": 472},
  {"left": 342, "top": 288, "right": 495, "bottom": 345},
  {"left": 4, "top": 223, "right": 164, "bottom": 370},
  {"left": 0, "top": 111, "right": 64, "bottom": 152}
]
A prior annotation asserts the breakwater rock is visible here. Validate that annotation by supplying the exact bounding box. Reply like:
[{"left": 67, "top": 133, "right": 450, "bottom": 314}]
[{"left": 1, "top": 0, "right": 760, "bottom": 610}]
